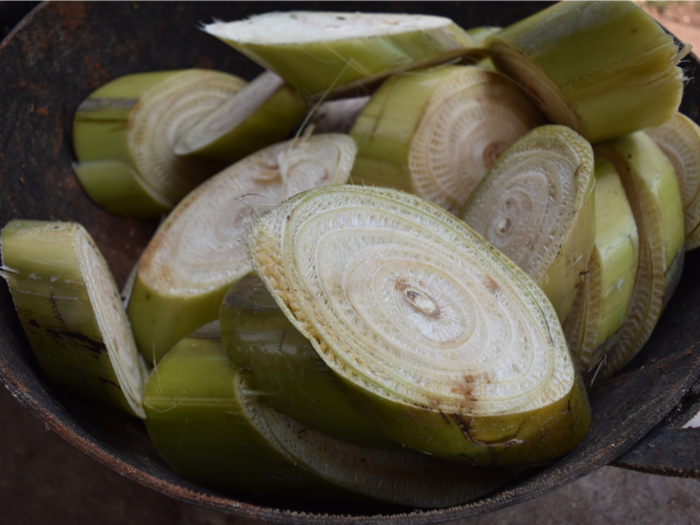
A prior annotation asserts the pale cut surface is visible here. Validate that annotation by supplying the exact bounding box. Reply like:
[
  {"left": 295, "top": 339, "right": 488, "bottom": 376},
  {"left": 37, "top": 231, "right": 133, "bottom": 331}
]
[
  {"left": 409, "top": 68, "right": 545, "bottom": 212},
  {"left": 248, "top": 185, "right": 575, "bottom": 418},
  {"left": 139, "top": 134, "right": 356, "bottom": 297},
  {"left": 129, "top": 70, "right": 247, "bottom": 205},
  {"left": 205, "top": 11, "right": 453, "bottom": 45},
  {"left": 462, "top": 125, "right": 591, "bottom": 282},
  {"left": 175, "top": 71, "right": 288, "bottom": 156},
  {"left": 75, "top": 232, "right": 146, "bottom": 416}
]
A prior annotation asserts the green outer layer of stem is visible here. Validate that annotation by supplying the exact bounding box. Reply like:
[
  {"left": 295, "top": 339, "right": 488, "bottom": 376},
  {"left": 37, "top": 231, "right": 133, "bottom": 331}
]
[
  {"left": 72, "top": 160, "right": 171, "bottom": 218},
  {"left": 208, "top": 18, "right": 479, "bottom": 100},
  {"left": 219, "top": 274, "right": 399, "bottom": 449},
  {"left": 1, "top": 220, "right": 145, "bottom": 418},
  {"left": 487, "top": 0, "right": 684, "bottom": 143},
  {"left": 594, "top": 131, "right": 685, "bottom": 379},
  {"left": 143, "top": 326, "right": 364, "bottom": 507}
]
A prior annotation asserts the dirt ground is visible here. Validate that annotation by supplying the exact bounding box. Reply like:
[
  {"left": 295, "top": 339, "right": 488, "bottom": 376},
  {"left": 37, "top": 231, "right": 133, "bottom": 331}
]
[{"left": 638, "top": 1, "right": 700, "bottom": 48}]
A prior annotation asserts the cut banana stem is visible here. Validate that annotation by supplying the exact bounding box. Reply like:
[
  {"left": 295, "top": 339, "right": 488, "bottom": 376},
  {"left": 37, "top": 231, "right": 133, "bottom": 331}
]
[
  {"left": 487, "top": 0, "right": 686, "bottom": 143},
  {"left": 1, "top": 220, "right": 147, "bottom": 418},
  {"left": 460, "top": 125, "right": 596, "bottom": 322},
  {"left": 128, "top": 134, "right": 357, "bottom": 364},
  {"left": 174, "top": 71, "right": 307, "bottom": 164},
  {"left": 562, "top": 159, "right": 639, "bottom": 375},
  {"left": 646, "top": 112, "right": 700, "bottom": 250},
  {"left": 247, "top": 185, "right": 590, "bottom": 466},
  {"left": 220, "top": 274, "right": 398, "bottom": 449},
  {"left": 594, "top": 132, "right": 685, "bottom": 380},
  {"left": 72, "top": 160, "right": 171, "bottom": 218},
  {"left": 144, "top": 322, "right": 522, "bottom": 509},
  {"left": 307, "top": 96, "right": 370, "bottom": 134},
  {"left": 72, "top": 69, "right": 247, "bottom": 216},
  {"left": 204, "top": 12, "right": 483, "bottom": 100},
  {"left": 350, "top": 65, "right": 545, "bottom": 213},
  {"left": 466, "top": 26, "right": 501, "bottom": 47}
]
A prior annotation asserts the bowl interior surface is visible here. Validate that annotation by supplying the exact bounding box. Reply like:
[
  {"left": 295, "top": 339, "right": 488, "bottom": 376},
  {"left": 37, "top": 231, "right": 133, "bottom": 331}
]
[{"left": 2, "top": 2, "right": 700, "bottom": 524}]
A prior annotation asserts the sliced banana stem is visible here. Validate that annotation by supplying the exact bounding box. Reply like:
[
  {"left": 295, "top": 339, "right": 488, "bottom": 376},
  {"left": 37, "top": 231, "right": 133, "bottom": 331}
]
[
  {"left": 486, "top": 1, "right": 685, "bottom": 143},
  {"left": 220, "top": 274, "right": 398, "bottom": 449},
  {"left": 594, "top": 132, "right": 685, "bottom": 380},
  {"left": 247, "top": 185, "right": 590, "bottom": 466},
  {"left": 128, "top": 134, "right": 357, "bottom": 364},
  {"left": 72, "top": 160, "right": 171, "bottom": 218},
  {"left": 461, "top": 125, "right": 596, "bottom": 322},
  {"left": 563, "top": 158, "right": 639, "bottom": 375},
  {"left": 204, "top": 12, "right": 483, "bottom": 100},
  {"left": 646, "top": 112, "right": 700, "bottom": 250},
  {"left": 174, "top": 71, "right": 307, "bottom": 164},
  {"left": 350, "top": 65, "right": 545, "bottom": 213},
  {"left": 73, "top": 69, "right": 247, "bottom": 216},
  {"left": 144, "top": 322, "right": 521, "bottom": 509},
  {"left": 307, "top": 96, "right": 370, "bottom": 134},
  {"left": 466, "top": 26, "right": 501, "bottom": 47},
  {"left": 1, "top": 220, "right": 147, "bottom": 418}
]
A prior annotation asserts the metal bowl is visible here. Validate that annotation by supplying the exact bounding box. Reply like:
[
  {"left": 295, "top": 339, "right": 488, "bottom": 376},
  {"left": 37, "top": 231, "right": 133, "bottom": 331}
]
[{"left": 2, "top": 2, "right": 700, "bottom": 523}]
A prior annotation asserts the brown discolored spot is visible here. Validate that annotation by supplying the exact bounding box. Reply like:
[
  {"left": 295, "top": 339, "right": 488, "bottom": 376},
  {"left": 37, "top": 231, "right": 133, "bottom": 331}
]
[
  {"left": 48, "top": 288, "right": 63, "bottom": 325},
  {"left": 452, "top": 372, "right": 486, "bottom": 402},
  {"left": 395, "top": 279, "right": 440, "bottom": 317},
  {"left": 98, "top": 376, "right": 121, "bottom": 390},
  {"left": 60, "top": 331, "right": 107, "bottom": 355},
  {"left": 483, "top": 141, "right": 509, "bottom": 169},
  {"left": 497, "top": 216, "right": 511, "bottom": 234},
  {"left": 482, "top": 275, "right": 501, "bottom": 297},
  {"left": 29, "top": 319, "right": 39, "bottom": 328},
  {"left": 46, "top": 329, "right": 62, "bottom": 340}
]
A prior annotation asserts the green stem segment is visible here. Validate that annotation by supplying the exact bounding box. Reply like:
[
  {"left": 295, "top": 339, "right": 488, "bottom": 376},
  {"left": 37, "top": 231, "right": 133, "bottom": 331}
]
[
  {"left": 247, "top": 185, "right": 590, "bottom": 466},
  {"left": 204, "top": 11, "right": 483, "bottom": 100},
  {"left": 72, "top": 69, "right": 247, "bottom": 217},
  {"left": 646, "top": 112, "right": 700, "bottom": 250},
  {"left": 220, "top": 274, "right": 398, "bottom": 449},
  {"left": 1, "top": 220, "right": 147, "bottom": 418},
  {"left": 562, "top": 159, "right": 639, "bottom": 376},
  {"left": 174, "top": 71, "right": 308, "bottom": 164},
  {"left": 128, "top": 134, "right": 357, "bottom": 364},
  {"left": 594, "top": 132, "right": 685, "bottom": 380},
  {"left": 487, "top": 0, "right": 686, "bottom": 143},
  {"left": 461, "top": 125, "right": 596, "bottom": 322},
  {"left": 349, "top": 65, "right": 545, "bottom": 213},
  {"left": 144, "top": 322, "right": 521, "bottom": 509}
]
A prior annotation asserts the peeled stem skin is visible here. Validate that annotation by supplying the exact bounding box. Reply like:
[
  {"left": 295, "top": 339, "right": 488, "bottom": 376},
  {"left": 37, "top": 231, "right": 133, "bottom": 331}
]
[
  {"left": 220, "top": 274, "right": 398, "bottom": 449},
  {"left": 1, "top": 221, "right": 146, "bottom": 418},
  {"left": 486, "top": 0, "right": 685, "bottom": 144},
  {"left": 247, "top": 185, "right": 590, "bottom": 466},
  {"left": 593, "top": 132, "right": 685, "bottom": 380}
]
